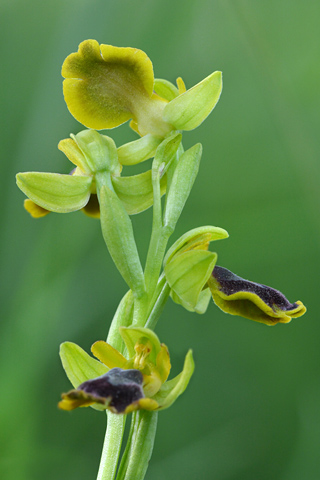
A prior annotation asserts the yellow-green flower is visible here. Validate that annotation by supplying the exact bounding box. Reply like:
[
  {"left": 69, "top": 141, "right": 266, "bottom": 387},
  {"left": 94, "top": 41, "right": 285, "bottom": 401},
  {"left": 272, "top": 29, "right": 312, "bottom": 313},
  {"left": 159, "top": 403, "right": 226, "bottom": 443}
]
[
  {"left": 17, "top": 130, "right": 165, "bottom": 218},
  {"left": 59, "top": 327, "right": 194, "bottom": 414},
  {"left": 62, "top": 40, "right": 222, "bottom": 137},
  {"left": 208, "top": 266, "right": 306, "bottom": 326}
]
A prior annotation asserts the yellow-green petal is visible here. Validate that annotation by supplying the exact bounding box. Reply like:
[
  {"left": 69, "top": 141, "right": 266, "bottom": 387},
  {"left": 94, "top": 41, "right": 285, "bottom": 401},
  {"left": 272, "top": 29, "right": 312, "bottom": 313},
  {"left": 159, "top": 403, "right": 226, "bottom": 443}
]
[
  {"left": 163, "top": 71, "right": 222, "bottom": 131},
  {"left": 16, "top": 172, "right": 92, "bottom": 213},
  {"left": 91, "top": 341, "right": 127, "bottom": 369},
  {"left": 62, "top": 40, "right": 155, "bottom": 130},
  {"left": 152, "top": 350, "right": 195, "bottom": 410},
  {"left": 58, "top": 137, "right": 91, "bottom": 174}
]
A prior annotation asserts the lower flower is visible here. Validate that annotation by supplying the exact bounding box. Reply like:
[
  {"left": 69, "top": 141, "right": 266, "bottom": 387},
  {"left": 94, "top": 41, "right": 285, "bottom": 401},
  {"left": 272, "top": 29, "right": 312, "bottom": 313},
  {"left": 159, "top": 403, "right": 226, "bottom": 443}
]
[{"left": 59, "top": 326, "right": 194, "bottom": 414}]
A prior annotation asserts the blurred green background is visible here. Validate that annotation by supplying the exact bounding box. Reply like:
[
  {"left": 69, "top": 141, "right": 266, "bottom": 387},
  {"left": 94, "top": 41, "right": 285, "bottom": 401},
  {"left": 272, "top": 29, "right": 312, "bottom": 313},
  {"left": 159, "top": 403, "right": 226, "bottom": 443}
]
[{"left": 1, "top": 0, "right": 319, "bottom": 479}]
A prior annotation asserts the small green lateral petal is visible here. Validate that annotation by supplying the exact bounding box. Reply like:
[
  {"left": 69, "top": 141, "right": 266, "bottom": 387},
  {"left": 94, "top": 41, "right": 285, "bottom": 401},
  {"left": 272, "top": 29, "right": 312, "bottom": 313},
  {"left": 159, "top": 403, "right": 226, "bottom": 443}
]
[
  {"left": 58, "top": 138, "right": 91, "bottom": 174},
  {"left": 16, "top": 172, "right": 92, "bottom": 213},
  {"left": 209, "top": 266, "right": 307, "bottom": 326},
  {"left": 164, "top": 226, "right": 229, "bottom": 266},
  {"left": 153, "top": 78, "right": 179, "bottom": 101},
  {"left": 163, "top": 71, "right": 222, "bottom": 131},
  {"left": 119, "top": 327, "right": 162, "bottom": 365},
  {"left": 165, "top": 250, "right": 217, "bottom": 309},
  {"left": 117, "top": 134, "right": 162, "bottom": 166},
  {"left": 91, "top": 341, "right": 127, "bottom": 369},
  {"left": 112, "top": 170, "right": 166, "bottom": 215},
  {"left": 59, "top": 342, "right": 108, "bottom": 389},
  {"left": 152, "top": 350, "right": 194, "bottom": 410}
]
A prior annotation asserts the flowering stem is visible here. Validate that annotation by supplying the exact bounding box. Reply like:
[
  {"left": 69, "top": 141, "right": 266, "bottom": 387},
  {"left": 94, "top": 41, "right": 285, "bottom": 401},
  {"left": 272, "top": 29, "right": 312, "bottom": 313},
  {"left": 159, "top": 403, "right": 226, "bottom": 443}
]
[
  {"left": 97, "top": 413, "right": 126, "bottom": 480},
  {"left": 116, "top": 411, "right": 158, "bottom": 480},
  {"left": 145, "top": 277, "right": 171, "bottom": 330}
]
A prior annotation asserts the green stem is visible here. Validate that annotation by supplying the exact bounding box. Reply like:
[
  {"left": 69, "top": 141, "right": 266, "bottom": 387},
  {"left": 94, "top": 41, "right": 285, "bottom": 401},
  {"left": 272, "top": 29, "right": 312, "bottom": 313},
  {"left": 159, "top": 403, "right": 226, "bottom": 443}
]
[
  {"left": 115, "top": 412, "right": 138, "bottom": 479},
  {"left": 145, "top": 278, "right": 171, "bottom": 330},
  {"left": 97, "top": 413, "right": 126, "bottom": 480},
  {"left": 116, "top": 411, "right": 158, "bottom": 480}
]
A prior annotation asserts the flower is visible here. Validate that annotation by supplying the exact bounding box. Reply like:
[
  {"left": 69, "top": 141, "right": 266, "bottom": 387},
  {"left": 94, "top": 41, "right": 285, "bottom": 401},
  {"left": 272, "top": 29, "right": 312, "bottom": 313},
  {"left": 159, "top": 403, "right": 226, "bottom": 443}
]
[
  {"left": 62, "top": 40, "right": 222, "bottom": 137},
  {"left": 16, "top": 130, "right": 166, "bottom": 218},
  {"left": 59, "top": 326, "right": 194, "bottom": 414},
  {"left": 208, "top": 266, "right": 306, "bottom": 326}
]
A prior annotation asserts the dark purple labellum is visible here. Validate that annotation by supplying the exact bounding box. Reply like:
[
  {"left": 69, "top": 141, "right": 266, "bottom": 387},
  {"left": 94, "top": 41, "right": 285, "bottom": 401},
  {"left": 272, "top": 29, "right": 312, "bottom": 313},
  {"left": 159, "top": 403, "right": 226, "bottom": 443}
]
[
  {"left": 212, "top": 266, "right": 298, "bottom": 312},
  {"left": 79, "top": 367, "right": 144, "bottom": 413}
]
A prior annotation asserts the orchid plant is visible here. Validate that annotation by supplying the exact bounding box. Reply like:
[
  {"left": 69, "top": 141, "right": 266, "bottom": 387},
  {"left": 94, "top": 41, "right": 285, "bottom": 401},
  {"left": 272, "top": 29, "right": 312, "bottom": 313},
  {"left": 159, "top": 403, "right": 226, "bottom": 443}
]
[{"left": 16, "top": 40, "right": 306, "bottom": 480}]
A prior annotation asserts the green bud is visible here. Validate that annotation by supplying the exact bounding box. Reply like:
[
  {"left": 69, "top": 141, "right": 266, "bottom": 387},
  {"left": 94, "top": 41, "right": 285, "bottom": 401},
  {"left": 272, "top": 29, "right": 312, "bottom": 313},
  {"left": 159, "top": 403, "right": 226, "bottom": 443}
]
[
  {"left": 112, "top": 170, "right": 166, "bottom": 215},
  {"left": 72, "top": 130, "right": 121, "bottom": 175},
  {"left": 99, "top": 185, "right": 145, "bottom": 296},
  {"left": 16, "top": 172, "right": 92, "bottom": 213},
  {"left": 117, "top": 134, "right": 162, "bottom": 166},
  {"left": 165, "top": 249, "right": 217, "bottom": 310},
  {"left": 163, "top": 71, "right": 222, "bottom": 131},
  {"left": 153, "top": 78, "right": 179, "bottom": 102},
  {"left": 163, "top": 144, "right": 202, "bottom": 231}
]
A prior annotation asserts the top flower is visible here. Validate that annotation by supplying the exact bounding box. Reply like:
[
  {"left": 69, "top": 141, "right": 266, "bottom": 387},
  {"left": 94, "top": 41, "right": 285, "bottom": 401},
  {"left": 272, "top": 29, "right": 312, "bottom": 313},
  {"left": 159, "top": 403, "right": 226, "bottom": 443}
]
[{"left": 62, "top": 40, "right": 222, "bottom": 137}]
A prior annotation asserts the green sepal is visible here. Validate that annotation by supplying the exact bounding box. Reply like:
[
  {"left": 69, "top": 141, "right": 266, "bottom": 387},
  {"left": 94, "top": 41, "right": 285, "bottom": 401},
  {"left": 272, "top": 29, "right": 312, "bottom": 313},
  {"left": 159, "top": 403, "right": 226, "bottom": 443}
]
[
  {"left": 59, "top": 342, "right": 108, "bottom": 388},
  {"left": 117, "top": 134, "right": 162, "bottom": 166},
  {"left": 119, "top": 327, "right": 161, "bottom": 365},
  {"left": 72, "top": 130, "right": 121, "bottom": 175},
  {"left": 153, "top": 78, "right": 179, "bottom": 102},
  {"left": 99, "top": 185, "right": 145, "bottom": 296},
  {"left": 152, "top": 349, "right": 194, "bottom": 410},
  {"left": 164, "top": 226, "right": 229, "bottom": 266},
  {"left": 165, "top": 250, "right": 217, "bottom": 309},
  {"left": 163, "top": 71, "right": 222, "bottom": 131},
  {"left": 171, "top": 287, "right": 212, "bottom": 314},
  {"left": 163, "top": 144, "right": 202, "bottom": 230},
  {"left": 16, "top": 172, "right": 92, "bottom": 213},
  {"left": 112, "top": 170, "right": 166, "bottom": 215}
]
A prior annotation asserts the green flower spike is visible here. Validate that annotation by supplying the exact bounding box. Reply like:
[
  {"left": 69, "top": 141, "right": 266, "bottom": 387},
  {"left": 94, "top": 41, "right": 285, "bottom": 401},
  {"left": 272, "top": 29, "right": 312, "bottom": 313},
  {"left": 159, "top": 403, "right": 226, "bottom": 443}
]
[
  {"left": 62, "top": 40, "right": 222, "bottom": 137},
  {"left": 164, "top": 226, "right": 229, "bottom": 313},
  {"left": 17, "top": 130, "right": 166, "bottom": 218},
  {"left": 208, "top": 266, "right": 307, "bottom": 326},
  {"left": 59, "top": 327, "right": 194, "bottom": 414}
]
